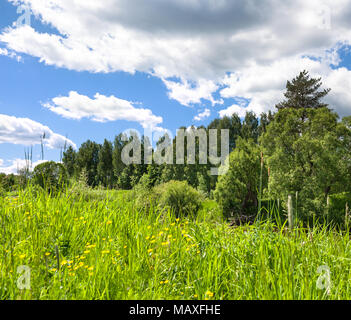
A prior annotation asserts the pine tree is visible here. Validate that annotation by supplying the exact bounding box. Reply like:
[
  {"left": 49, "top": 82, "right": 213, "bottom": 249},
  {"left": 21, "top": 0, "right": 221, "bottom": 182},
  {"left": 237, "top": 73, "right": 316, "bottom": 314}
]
[
  {"left": 97, "top": 139, "right": 114, "bottom": 188},
  {"left": 276, "top": 70, "right": 331, "bottom": 110}
]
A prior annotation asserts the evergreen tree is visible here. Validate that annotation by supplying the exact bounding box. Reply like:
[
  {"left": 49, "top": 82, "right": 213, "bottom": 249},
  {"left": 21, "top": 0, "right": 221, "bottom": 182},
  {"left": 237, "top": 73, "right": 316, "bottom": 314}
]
[
  {"left": 62, "top": 146, "right": 76, "bottom": 177},
  {"left": 276, "top": 70, "right": 331, "bottom": 110},
  {"left": 76, "top": 140, "right": 101, "bottom": 187},
  {"left": 97, "top": 139, "right": 114, "bottom": 187}
]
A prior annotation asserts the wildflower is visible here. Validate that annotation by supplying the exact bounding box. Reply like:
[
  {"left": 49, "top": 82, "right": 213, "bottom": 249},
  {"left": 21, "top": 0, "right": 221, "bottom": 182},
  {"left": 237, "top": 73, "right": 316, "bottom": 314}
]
[
  {"left": 160, "top": 281, "right": 164, "bottom": 284},
  {"left": 194, "top": 294, "right": 198, "bottom": 298},
  {"left": 88, "top": 267, "right": 94, "bottom": 271},
  {"left": 107, "top": 220, "right": 112, "bottom": 225},
  {"left": 45, "top": 252, "right": 51, "bottom": 256},
  {"left": 102, "top": 250, "right": 110, "bottom": 254},
  {"left": 176, "top": 218, "right": 180, "bottom": 222},
  {"left": 170, "top": 223, "right": 175, "bottom": 226},
  {"left": 164, "top": 280, "right": 169, "bottom": 284},
  {"left": 158, "top": 232, "right": 164, "bottom": 237},
  {"left": 61, "top": 260, "right": 68, "bottom": 266},
  {"left": 19, "top": 254, "right": 26, "bottom": 260},
  {"left": 89, "top": 272, "right": 94, "bottom": 276},
  {"left": 124, "top": 245, "right": 127, "bottom": 249},
  {"left": 147, "top": 226, "right": 151, "bottom": 229},
  {"left": 205, "top": 290, "right": 214, "bottom": 298},
  {"left": 162, "top": 242, "right": 169, "bottom": 246},
  {"left": 146, "top": 236, "right": 150, "bottom": 240},
  {"left": 84, "top": 250, "right": 90, "bottom": 254},
  {"left": 147, "top": 249, "right": 153, "bottom": 253}
]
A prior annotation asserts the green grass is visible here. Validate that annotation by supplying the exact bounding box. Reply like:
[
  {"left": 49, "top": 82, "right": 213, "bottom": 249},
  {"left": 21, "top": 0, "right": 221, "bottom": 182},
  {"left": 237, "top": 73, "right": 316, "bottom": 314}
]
[{"left": 1, "top": 187, "right": 351, "bottom": 300}]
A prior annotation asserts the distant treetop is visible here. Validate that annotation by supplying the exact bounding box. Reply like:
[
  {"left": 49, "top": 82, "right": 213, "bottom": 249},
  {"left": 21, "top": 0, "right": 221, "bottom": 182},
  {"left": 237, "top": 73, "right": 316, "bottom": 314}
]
[{"left": 276, "top": 70, "right": 331, "bottom": 110}]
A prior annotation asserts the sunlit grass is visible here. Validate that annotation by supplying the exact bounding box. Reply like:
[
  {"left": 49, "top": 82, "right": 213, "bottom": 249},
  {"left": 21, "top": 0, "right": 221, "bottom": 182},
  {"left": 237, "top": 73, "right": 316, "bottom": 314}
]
[{"left": 1, "top": 187, "right": 351, "bottom": 300}]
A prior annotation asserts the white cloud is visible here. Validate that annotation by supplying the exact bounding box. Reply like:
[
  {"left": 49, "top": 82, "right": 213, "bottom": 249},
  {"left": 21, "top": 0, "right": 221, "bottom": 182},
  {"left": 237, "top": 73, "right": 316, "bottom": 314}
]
[
  {"left": 1, "top": 0, "right": 351, "bottom": 111},
  {"left": 219, "top": 104, "right": 247, "bottom": 119},
  {"left": 0, "top": 159, "right": 3, "bottom": 166},
  {"left": 0, "top": 159, "right": 47, "bottom": 175},
  {"left": 163, "top": 79, "right": 222, "bottom": 107},
  {"left": 194, "top": 108, "right": 211, "bottom": 121},
  {"left": 0, "top": 47, "right": 22, "bottom": 61},
  {"left": 219, "top": 56, "right": 351, "bottom": 117},
  {"left": 43, "top": 91, "right": 163, "bottom": 130},
  {"left": 0, "top": 114, "right": 76, "bottom": 149}
]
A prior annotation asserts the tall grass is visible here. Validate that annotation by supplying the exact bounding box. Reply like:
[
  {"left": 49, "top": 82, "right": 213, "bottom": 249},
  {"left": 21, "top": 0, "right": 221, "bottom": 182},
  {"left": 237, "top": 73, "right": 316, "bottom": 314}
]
[{"left": 1, "top": 186, "right": 351, "bottom": 300}]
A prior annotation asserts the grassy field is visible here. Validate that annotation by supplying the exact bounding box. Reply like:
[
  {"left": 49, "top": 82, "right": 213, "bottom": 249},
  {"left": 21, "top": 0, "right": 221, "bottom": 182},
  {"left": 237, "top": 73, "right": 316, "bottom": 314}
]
[{"left": 1, "top": 187, "right": 351, "bottom": 300}]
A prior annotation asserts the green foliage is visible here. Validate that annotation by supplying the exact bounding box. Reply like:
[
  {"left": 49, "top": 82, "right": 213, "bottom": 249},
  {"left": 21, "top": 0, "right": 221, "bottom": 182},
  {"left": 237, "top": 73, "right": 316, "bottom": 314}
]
[
  {"left": 75, "top": 140, "right": 101, "bottom": 187},
  {"left": 97, "top": 139, "right": 114, "bottom": 188},
  {"left": 32, "top": 161, "right": 68, "bottom": 194},
  {"left": 214, "top": 138, "right": 266, "bottom": 218},
  {"left": 155, "top": 180, "right": 203, "bottom": 217},
  {"left": 62, "top": 146, "right": 76, "bottom": 177},
  {"left": 276, "top": 70, "right": 331, "bottom": 110},
  {"left": 328, "top": 192, "right": 351, "bottom": 226},
  {"left": 135, "top": 180, "right": 203, "bottom": 217},
  {"left": 261, "top": 107, "right": 351, "bottom": 220}
]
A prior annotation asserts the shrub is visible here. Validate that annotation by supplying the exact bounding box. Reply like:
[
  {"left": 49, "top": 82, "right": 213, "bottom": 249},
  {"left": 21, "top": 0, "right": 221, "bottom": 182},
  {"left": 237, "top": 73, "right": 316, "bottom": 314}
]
[
  {"left": 214, "top": 138, "right": 266, "bottom": 218},
  {"left": 32, "top": 161, "right": 68, "bottom": 194},
  {"left": 134, "top": 179, "right": 203, "bottom": 217},
  {"left": 154, "top": 180, "right": 203, "bottom": 217}
]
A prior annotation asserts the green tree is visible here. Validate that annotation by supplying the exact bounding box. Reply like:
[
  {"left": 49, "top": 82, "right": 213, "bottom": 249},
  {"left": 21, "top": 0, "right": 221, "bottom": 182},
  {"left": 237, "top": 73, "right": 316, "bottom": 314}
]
[
  {"left": 62, "top": 146, "right": 76, "bottom": 177},
  {"left": 214, "top": 138, "right": 265, "bottom": 217},
  {"left": 261, "top": 107, "right": 351, "bottom": 218},
  {"left": 32, "top": 161, "right": 68, "bottom": 194},
  {"left": 76, "top": 140, "right": 101, "bottom": 187},
  {"left": 241, "top": 111, "right": 259, "bottom": 142},
  {"left": 97, "top": 139, "right": 114, "bottom": 188},
  {"left": 112, "top": 133, "right": 128, "bottom": 183},
  {"left": 276, "top": 70, "right": 330, "bottom": 110}
]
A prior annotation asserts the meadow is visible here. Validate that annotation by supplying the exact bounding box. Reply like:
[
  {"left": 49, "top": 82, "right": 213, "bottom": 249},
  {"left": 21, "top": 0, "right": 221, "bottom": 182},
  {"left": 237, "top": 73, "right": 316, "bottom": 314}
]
[{"left": 1, "top": 186, "right": 351, "bottom": 300}]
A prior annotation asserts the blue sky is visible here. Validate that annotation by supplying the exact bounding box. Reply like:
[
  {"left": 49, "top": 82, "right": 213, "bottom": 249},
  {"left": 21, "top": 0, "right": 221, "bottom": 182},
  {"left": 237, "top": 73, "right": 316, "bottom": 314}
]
[{"left": 0, "top": 0, "right": 351, "bottom": 173}]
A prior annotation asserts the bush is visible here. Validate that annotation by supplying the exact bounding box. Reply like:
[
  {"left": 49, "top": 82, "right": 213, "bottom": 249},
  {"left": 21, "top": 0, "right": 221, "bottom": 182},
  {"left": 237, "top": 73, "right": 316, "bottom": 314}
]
[
  {"left": 155, "top": 180, "right": 203, "bottom": 217},
  {"left": 32, "top": 161, "right": 68, "bottom": 194},
  {"left": 134, "top": 179, "right": 203, "bottom": 217},
  {"left": 214, "top": 138, "right": 266, "bottom": 218}
]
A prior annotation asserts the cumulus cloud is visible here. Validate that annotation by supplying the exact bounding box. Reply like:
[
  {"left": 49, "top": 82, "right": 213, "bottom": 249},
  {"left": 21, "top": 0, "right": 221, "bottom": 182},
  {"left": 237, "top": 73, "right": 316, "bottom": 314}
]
[
  {"left": 194, "top": 108, "right": 211, "bottom": 121},
  {"left": 0, "top": 159, "right": 47, "bottom": 175},
  {"left": 43, "top": 91, "right": 163, "bottom": 130},
  {"left": 1, "top": 0, "right": 351, "bottom": 111},
  {"left": 0, "top": 114, "right": 76, "bottom": 149},
  {"left": 0, "top": 47, "right": 22, "bottom": 61},
  {"left": 163, "top": 79, "right": 222, "bottom": 106},
  {"left": 219, "top": 56, "right": 351, "bottom": 117}
]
